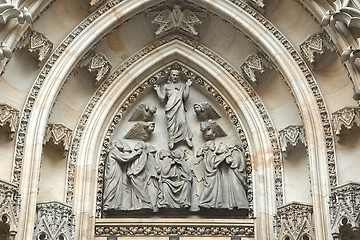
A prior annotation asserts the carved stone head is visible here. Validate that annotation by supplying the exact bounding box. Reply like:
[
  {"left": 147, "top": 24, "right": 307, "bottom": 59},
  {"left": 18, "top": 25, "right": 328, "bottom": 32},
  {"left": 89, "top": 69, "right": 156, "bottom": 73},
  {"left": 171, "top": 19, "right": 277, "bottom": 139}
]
[{"left": 168, "top": 69, "right": 181, "bottom": 83}]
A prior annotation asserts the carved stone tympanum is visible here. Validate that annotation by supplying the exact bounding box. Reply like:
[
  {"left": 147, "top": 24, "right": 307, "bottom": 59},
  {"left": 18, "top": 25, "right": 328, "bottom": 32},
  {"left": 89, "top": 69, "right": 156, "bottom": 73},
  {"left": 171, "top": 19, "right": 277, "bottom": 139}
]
[
  {"left": 279, "top": 125, "right": 307, "bottom": 158},
  {"left": 43, "top": 123, "right": 72, "bottom": 157},
  {"left": 0, "top": 104, "right": 18, "bottom": 140},
  {"left": 79, "top": 51, "right": 112, "bottom": 86},
  {"left": 332, "top": 107, "right": 360, "bottom": 142},
  {"left": 241, "top": 52, "right": 274, "bottom": 84},
  {"left": 33, "top": 201, "right": 75, "bottom": 240},
  {"left": 19, "top": 30, "right": 53, "bottom": 64},
  {"left": 200, "top": 119, "right": 227, "bottom": 141}
]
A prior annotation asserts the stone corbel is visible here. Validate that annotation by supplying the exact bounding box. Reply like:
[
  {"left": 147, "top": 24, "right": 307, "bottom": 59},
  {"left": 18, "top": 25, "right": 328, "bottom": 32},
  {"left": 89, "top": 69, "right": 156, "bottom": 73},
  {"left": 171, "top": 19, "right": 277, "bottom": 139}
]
[
  {"left": 43, "top": 123, "right": 72, "bottom": 157},
  {"left": 240, "top": 52, "right": 274, "bottom": 84},
  {"left": 0, "top": 104, "right": 19, "bottom": 140},
  {"left": 0, "top": 2, "right": 32, "bottom": 25},
  {"left": 329, "top": 182, "right": 360, "bottom": 239},
  {"left": 275, "top": 202, "right": 315, "bottom": 240},
  {"left": 300, "top": 31, "right": 336, "bottom": 70},
  {"left": 79, "top": 51, "right": 112, "bottom": 86},
  {"left": 0, "top": 180, "right": 20, "bottom": 240},
  {"left": 19, "top": 30, "right": 53, "bottom": 65},
  {"left": 33, "top": 201, "right": 75, "bottom": 240},
  {"left": 278, "top": 125, "right": 307, "bottom": 158},
  {"left": 332, "top": 107, "right": 360, "bottom": 142}
]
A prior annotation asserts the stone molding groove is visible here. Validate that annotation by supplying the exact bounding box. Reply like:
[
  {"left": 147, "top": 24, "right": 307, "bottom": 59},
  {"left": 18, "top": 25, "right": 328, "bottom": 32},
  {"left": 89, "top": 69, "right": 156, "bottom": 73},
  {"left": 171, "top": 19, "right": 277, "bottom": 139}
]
[
  {"left": 275, "top": 202, "right": 315, "bottom": 240},
  {"left": 332, "top": 107, "right": 360, "bottom": 142},
  {"left": 0, "top": 104, "right": 18, "bottom": 140},
  {"left": 279, "top": 125, "right": 307, "bottom": 158},
  {"left": 11, "top": 0, "right": 334, "bottom": 238},
  {"left": 33, "top": 201, "right": 75, "bottom": 240}
]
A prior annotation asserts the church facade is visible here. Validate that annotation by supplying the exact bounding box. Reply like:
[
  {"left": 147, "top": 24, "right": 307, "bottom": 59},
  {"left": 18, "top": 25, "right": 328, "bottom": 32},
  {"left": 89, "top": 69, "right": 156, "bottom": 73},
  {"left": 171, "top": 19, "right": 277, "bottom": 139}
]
[{"left": 0, "top": 0, "right": 360, "bottom": 239}]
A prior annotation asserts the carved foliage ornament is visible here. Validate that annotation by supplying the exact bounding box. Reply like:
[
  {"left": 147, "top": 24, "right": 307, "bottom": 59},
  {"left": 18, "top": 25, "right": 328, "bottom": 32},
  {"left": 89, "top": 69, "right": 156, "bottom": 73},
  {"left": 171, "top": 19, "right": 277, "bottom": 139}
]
[
  {"left": 0, "top": 180, "right": 20, "bottom": 239},
  {"left": 275, "top": 203, "right": 315, "bottom": 240},
  {"left": 33, "top": 201, "right": 75, "bottom": 240},
  {"left": 279, "top": 125, "right": 307, "bottom": 157},
  {"left": 43, "top": 123, "right": 72, "bottom": 155},
  {"left": 240, "top": 52, "right": 274, "bottom": 84},
  {"left": 79, "top": 51, "right": 112, "bottom": 86},
  {"left": 321, "top": 0, "right": 360, "bottom": 29},
  {"left": 329, "top": 183, "right": 360, "bottom": 239},
  {"left": 0, "top": 2, "right": 32, "bottom": 24},
  {"left": 332, "top": 107, "right": 360, "bottom": 141},
  {"left": 19, "top": 30, "right": 53, "bottom": 64},
  {"left": 0, "top": 104, "right": 18, "bottom": 140}
]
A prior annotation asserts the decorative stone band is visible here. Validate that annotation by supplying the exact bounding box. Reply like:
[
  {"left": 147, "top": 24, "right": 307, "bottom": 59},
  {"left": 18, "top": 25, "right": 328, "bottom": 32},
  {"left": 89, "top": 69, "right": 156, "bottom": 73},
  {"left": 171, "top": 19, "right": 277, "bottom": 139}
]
[
  {"left": 43, "top": 123, "right": 72, "bottom": 157},
  {"left": 0, "top": 104, "right": 19, "bottom": 140},
  {"left": 0, "top": 179, "right": 20, "bottom": 238},
  {"left": 34, "top": 201, "right": 75, "bottom": 240},
  {"left": 329, "top": 182, "right": 360, "bottom": 238},
  {"left": 332, "top": 107, "right": 360, "bottom": 142},
  {"left": 278, "top": 125, "right": 307, "bottom": 158},
  {"left": 95, "top": 218, "right": 254, "bottom": 237},
  {"left": 275, "top": 202, "right": 315, "bottom": 240}
]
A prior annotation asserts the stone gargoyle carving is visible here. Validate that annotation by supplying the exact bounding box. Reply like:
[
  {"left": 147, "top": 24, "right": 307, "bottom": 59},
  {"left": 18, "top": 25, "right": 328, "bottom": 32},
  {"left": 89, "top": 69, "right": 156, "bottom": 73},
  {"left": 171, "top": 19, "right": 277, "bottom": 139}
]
[
  {"left": 128, "top": 103, "right": 157, "bottom": 122},
  {"left": 124, "top": 122, "right": 155, "bottom": 141},
  {"left": 193, "top": 102, "right": 220, "bottom": 121},
  {"left": 200, "top": 119, "right": 227, "bottom": 141}
]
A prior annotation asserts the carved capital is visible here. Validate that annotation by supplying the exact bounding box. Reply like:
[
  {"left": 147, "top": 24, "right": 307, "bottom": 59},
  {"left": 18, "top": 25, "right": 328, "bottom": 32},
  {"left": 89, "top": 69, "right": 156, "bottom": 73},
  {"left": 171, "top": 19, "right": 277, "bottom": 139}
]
[
  {"left": 19, "top": 30, "right": 53, "bottom": 64},
  {"left": 240, "top": 52, "right": 274, "bottom": 84},
  {"left": 79, "top": 52, "right": 112, "bottom": 86},
  {"left": 34, "top": 201, "right": 75, "bottom": 240},
  {"left": 300, "top": 31, "right": 336, "bottom": 69},
  {"left": 275, "top": 202, "right": 315, "bottom": 240},
  {"left": 279, "top": 125, "right": 307, "bottom": 157},
  {"left": 0, "top": 180, "right": 20, "bottom": 238},
  {"left": 332, "top": 107, "right": 360, "bottom": 141},
  {"left": 0, "top": 3, "right": 32, "bottom": 25},
  {"left": 329, "top": 182, "right": 360, "bottom": 237},
  {"left": 0, "top": 104, "right": 19, "bottom": 140},
  {"left": 43, "top": 124, "right": 72, "bottom": 156}
]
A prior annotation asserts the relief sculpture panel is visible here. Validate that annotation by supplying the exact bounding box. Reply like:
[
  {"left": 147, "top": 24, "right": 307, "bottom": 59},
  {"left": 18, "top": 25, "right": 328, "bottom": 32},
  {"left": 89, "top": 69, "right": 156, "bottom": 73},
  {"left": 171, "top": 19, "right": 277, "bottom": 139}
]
[{"left": 102, "top": 65, "right": 249, "bottom": 216}]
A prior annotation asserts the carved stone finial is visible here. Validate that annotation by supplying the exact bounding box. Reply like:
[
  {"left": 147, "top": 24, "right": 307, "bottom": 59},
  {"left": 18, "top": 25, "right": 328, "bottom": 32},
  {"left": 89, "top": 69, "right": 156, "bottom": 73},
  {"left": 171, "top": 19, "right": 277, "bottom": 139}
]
[
  {"left": 19, "top": 30, "right": 53, "bottom": 64},
  {"left": 148, "top": 4, "right": 206, "bottom": 37},
  {"left": 0, "top": 43, "right": 12, "bottom": 61},
  {"left": 279, "top": 125, "right": 307, "bottom": 158},
  {"left": 79, "top": 51, "right": 112, "bottom": 86},
  {"left": 0, "top": 104, "right": 19, "bottom": 140},
  {"left": 275, "top": 202, "right": 315, "bottom": 240},
  {"left": 124, "top": 122, "right": 155, "bottom": 141},
  {"left": 0, "top": 3, "right": 32, "bottom": 25},
  {"left": 332, "top": 107, "right": 360, "bottom": 142},
  {"left": 329, "top": 182, "right": 360, "bottom": 238},
  {"left": 43, "top": 123, "right": 72, "bottom": 156},
  {"left": 200, "top": 119, "right": 227, "bottom": 141},
  {"left": 33, "top": 201, "right": 75, "bottom": 240},
  {"left": 0, "top": 180, "right": 20, "bottom": 239},
  {"left": 128, "top": 103, "right": 157, "bottom": 122},
  {"left": 300, "top": 31, "right": 336, "bottom": 69},
  {"left": 240, "top": 52, "right": 274, "bottom": 84},
  {"left": 193, "top": 102, "right": 220, "bottom": 121}
]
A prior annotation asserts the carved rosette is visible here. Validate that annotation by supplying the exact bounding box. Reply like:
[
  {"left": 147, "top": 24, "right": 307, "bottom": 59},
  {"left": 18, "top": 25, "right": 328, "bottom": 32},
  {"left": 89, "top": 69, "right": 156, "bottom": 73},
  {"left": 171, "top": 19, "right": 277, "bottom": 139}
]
[
  {"left": 79, "top": 51, "right": 112, "bottom": 86},
  {"left": 33, "top": 201, "right": 75, "bottom": 240},
  {"left": 329, "top": 183, "right": 360, "bottom": 239},
  {"left": 0, "top": 180, "right": 20, "bottom": 239},
  {"left": 0, "top": 104, "right": 19, "bottom": 140},
  {"left": 0, "top": 3, "right": 32, "bottom": 24},
  {"left": 332, "top": 107, "right": 360, "bottom": 142},
  {"left": 300, "top": 32, "right": 336, "bottom": 69},
  {"left": 278, "top": 125, "right": 307, "bottom": 157},
  {"left": 43, "top": 123, "right": 72, "bottom": 156},
  {"left": 20, "top": 30, "right": 53, "bottom": 64},
  {"left": 275, "top": 203, "right": 315, "bottom": 240},
  {"left": 240, "top": 52, "right": 274, "bottom": 84}
]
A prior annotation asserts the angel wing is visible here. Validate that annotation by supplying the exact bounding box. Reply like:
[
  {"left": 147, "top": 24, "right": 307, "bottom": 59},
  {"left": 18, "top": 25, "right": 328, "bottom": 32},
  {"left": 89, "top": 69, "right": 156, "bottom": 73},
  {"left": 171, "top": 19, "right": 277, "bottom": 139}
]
[
  {"left": 212, "top": 122, "right": 227, "bottom": 138},
  {"left": 128, "top": 103, "right": 156, "bottom": 122},
  {"left": 194, "top": 102, "right": 221, "bottom": 121},
  {"left": 179, "top": 9, "right": 202, "bottom": 35},
  {"left": 124, "top": 122, "right": 154, "bottom": 141},
  {"left": 152, "top": 8, "right": 176, "bottom": 35}
]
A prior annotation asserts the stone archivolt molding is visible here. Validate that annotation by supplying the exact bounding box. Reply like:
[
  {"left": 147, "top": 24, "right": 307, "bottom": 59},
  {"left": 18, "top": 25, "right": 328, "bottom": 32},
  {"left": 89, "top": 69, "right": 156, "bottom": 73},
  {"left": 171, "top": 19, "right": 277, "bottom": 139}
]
[
  {"left": 332, "top": 107, "right": 360, "bottom": 142},
  {"left": 79, "top": 51, "right": 112, "bottom": 86},
  {"left": 0, "top": 104, "right": 18, "bottom": 140},
  {"left": 240, "top": 52, "right": 274, "bottom": 84},
  {"left": 19, "top": 30, "right": 53, "bottom": 65},
  {"left": 11, "top": 0, "right": 336, "bottom": 238},
  {"left": 33, "top": 201, "right": 75, "bottom": 240},
  {"left": 329, "top": 182, "right": 360, "bottom": 239},
  {"left": 275, "top": 202, "right": 315, "bottom": 240},
  {"left": 0, "top": 180, "right": 20, "bottom": 239},
  {"left": 279, "top": 125, "right": 307, "bottom": 158},
  {"left": 43, "top": 123, "right": 72, "bottom": 157},
  {"left": 300, "top": 31, "right": 336, "bottom": 70},
  {"left": 0, "top": 2, "right": 32, "bottom": 25}
]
